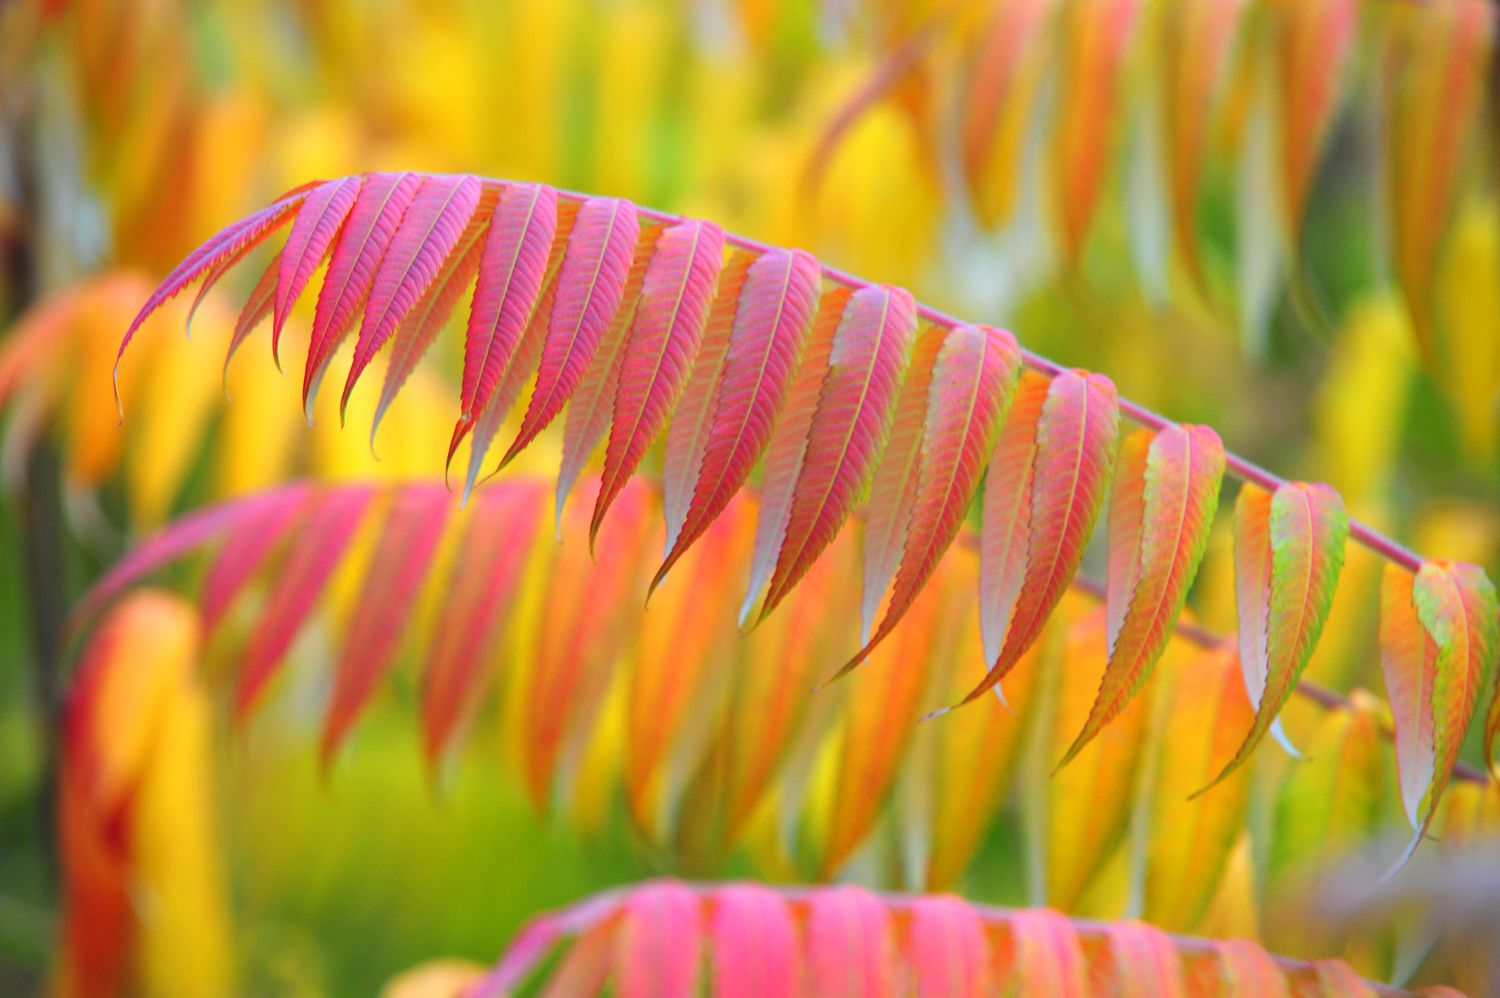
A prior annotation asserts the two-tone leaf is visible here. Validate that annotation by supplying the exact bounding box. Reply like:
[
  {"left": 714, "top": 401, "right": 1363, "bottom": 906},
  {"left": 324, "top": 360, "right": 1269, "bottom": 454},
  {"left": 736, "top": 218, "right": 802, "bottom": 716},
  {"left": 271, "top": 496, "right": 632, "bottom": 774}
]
[
  {"left": 592, "top": 218, "right": 725, "bottom": 543},
  {"left": 842, "top": 325, "right": 1020, "bottom": 677},
  {"left": 1203, "top": 481, "right": 1347, "bottom": 789},
  {"left": 660, "top": 250, "right": 753, "bottom": 557},
  {"left": 321, "top": 486, "right": 452, "bottom": 763},
  {"left": 758, "top": 285, "right": 918, "bottom": 622},
  {"left": 738, "top": 283, "right": 853, "bottom": 623},
  {"left": 451, "top": 182, "right": 558, "bottom": 462},
  {"left": 503, "top": 197, "right": 640, "bottom": 467},
  {"left": 959, "top": 369, "right": 1120, "bottom": 708},
  {"left": 274, "top": 175, "right": 364, "bottom": 363},
  {"left": 1061, "top": 423, "right": 1223, "bottom": 766},
  {"left": 556, "top": 223, "right": 662, "bottom": 523},
  {"left": 858, "top": 326, "right": 944, "bottom": 643},
  {"left": 304, "top": 172, "right": 424, "bottom": 415},
  {"left": 653, "top": 247, "right": 822, "bottom": 591},
  {"left": 342, "top": 174, "right": 482, "bottom": 416},
  {"left": 1381, "top": 560, "right": 1499, "bottom": 866}
]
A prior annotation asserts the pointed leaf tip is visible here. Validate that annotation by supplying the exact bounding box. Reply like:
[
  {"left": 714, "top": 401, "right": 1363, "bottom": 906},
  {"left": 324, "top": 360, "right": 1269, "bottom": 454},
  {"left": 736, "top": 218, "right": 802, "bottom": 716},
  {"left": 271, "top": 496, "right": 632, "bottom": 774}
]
[
  {"left": 1062, "top": 422, "right": 1224, "bottom": 766},
  {"left": 1203, "top": 480, "right": 1346, "bottom": 791},
  {"left": 758, "top": 283, "right": 918, "bottom": 622},
  {"left": 843, "top": 324, "right": 1021, "bottom": 680},
  {"left": 592, "top": 219, "right": 725, "bottom": 542},
  {"left": 959, "top": 368, "right": 1119, "bottom": 709}
]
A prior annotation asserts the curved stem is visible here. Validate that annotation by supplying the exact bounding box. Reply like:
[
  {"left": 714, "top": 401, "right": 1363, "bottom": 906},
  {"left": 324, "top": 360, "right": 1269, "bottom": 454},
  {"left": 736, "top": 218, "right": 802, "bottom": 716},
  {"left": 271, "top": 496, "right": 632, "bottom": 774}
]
[{"left": 607, "top": 195, "right": 1428, "bottom": 574}]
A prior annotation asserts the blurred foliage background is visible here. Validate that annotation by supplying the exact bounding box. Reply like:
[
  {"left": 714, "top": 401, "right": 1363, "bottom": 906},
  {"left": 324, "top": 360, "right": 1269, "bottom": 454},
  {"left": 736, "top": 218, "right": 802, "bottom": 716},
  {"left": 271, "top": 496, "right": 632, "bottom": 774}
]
[{"left": 0, "top": 0, "right": 1498, "bottom": 994}]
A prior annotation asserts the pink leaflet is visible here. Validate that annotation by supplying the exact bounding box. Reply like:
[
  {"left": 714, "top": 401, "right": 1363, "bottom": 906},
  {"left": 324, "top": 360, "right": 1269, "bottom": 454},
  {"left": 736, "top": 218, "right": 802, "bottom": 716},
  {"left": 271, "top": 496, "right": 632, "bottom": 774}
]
[
  {"left": 759, "top": 284, "right": 918, "bottom": 622},
  {"left": 117, "top": 185, "right": 311, "bottom": 377},
  {"left": 709, "top": 885, "right": 800, "bottom": 998},
  {"left": 452, "top": 182, "right": 558, "bottom": 460},
  {"left": 341, "top": 174, "right": 482, "bottom": 418},
  {"left": 592, "top": 218, "right": 725, "bottom": 545},
  {"left": 274, "top": 175, "right": 363, "bottom": 363},
  {"left": 304, "top": 172, "right": 423, "bottom": 416},
  {"left": 234, "top": 485, "right": 376, "bottom": 721},
  {"left": 200, "top": 484, "right": 313, "bottom": 634},
  {"left": 615, "top": 882, "right": 703, "bottom": 998},
  {"left": 654, "top": 247, "right": 821, "bottom": 594},
  {"left": 804, "top": 885, "right": 895, "bottom": 998},
  {"left": 503, "top": 197, "right": 640, "bottom": 468}
]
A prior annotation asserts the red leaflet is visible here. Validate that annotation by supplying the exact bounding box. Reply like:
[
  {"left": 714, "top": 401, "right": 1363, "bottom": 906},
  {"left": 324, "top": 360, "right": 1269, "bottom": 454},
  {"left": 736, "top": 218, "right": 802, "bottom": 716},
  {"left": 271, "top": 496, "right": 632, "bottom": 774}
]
[
  {"left": 805, "top": 886, "right": 895, "bottom": 998},
  {"left": 739, "top": 285, "right": 850, "bottom": 621},
  {"left": 959, "top": 369, "right": 1119, "bottom": 708},
  {"left": 371, "top": 185, "right": 498, "bottom": 446},
  {"left": 341, "top": 174, "right": 481, "bottom": 418},
  {"left": 661, "top": 250, "right": 753, "bottom": 558},
  {"left": 420, "top": 483, "right": 540, "bottom": 766},
  {"left": 504, "top": 197, "right": 640, "bottom": 468},
  {"left": 655, "top": 247, "right": 821, "bottom": 594},
  {"left": 199, "top": 484, "right": 312, "bottom": 633},
  {"left": 616, "top": 882, "right": 702, "bottom": 998},
  {"left": 859, "top": 327, "right": 944, "bottom": 642},
  {"left": 592, "top": 218, "right": 725, "bottom": 544},
  {"left": 1062, "top": 423, "right": 1223, "bottom": 766},
  {"left": 842, "top": 324, "right": 1020, "bottom": 678},
  {"left": 711, "top": 885, "right": 799, "bottom": 998},
  {"left": 274, "top": 175, "right": 363, "bottom": 363},
  {"left": 305, "top": 172, "right": 423, "bottom": 414},
  {"left": 321, "top": 486, "right": 452, "bottom": 763},
  {"left": 461, "top": 200, "right": 581, "bottom": 499},
  {"left": 759, "top": 284, "right": 917, "bottom": 622},
  {"left": 116, "top": 185, "right": 311, "bottom": 377},
  {"left": 977, "top": 370, "right": 1049, "bottom": 682},
  {"left": 234, "top": 486, "right": 375, "bottom": 721},
  {"left": 451, "top": 182, "right": 558, "bottom": 461},
  {"left": 556, "top": 224, "right": 662, "bottom": 523},
  {"left": 906, "top": 895, "right": 991, "bottom": 998},
  {"left": 223, "top": 251, "right": 282, "bottom": 380}
]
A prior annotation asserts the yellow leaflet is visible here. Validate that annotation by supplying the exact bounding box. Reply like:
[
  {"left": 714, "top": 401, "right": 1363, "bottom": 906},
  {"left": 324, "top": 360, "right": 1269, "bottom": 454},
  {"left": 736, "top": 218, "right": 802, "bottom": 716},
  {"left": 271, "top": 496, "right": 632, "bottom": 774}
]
[
  {"left": 1044, "top": 607, "right": 1151, "bottom": 910},
  {"left": 1142, "top": 644, "right": 1253, "bottom": 932},
  {"left": 1312, "top": 296, "right": 1414, "bottom": 504},
  {"left": 1436, "top": 198, "right": 1500, "bottom": 462},
  {"left": 125, "top": 297, "right": 228, "bottom": 525}
]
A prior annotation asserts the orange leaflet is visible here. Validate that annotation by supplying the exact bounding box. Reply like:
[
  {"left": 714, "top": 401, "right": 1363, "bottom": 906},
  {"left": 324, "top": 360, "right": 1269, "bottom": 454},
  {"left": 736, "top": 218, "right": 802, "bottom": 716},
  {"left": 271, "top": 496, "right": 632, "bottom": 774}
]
[
  {"left": 843, "top": 324, "right": 1020, "bottom": 678},
  {"left": 1062, "top": 423, "right": 1223, "bottom": 767},
  {"left": 1205, "top": 481, "right": 1347, "bottom": 790}
]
